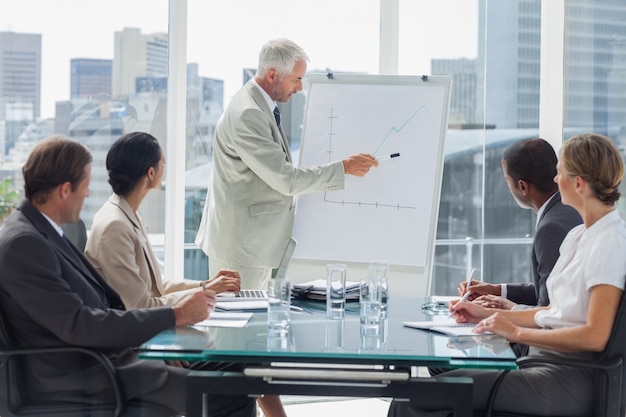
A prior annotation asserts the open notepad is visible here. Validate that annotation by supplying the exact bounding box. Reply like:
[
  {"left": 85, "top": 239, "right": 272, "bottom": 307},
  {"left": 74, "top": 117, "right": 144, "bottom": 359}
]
[
  {"left": 403, "top": 320, "right": 491, "bottom": 337},
  {"left": 194, "top": 312, "right": 253, "bottom": 328},
  {"left": 216, "top": 300, "right": 268, "bottom": 311}
]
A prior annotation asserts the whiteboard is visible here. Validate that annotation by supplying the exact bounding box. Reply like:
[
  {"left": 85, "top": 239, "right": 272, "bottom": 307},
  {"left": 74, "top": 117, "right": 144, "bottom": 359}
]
[{"left": 292, "top": 74, "right": 451, "bottom": 267}]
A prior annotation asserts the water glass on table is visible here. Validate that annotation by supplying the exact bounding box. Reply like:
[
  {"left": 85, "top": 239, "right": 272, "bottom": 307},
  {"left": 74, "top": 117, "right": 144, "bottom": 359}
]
[
  {"left": 267, "top": 278, "right": 291, "bottom": 337},
  {"left": 359, "top": 274, "right": 382, "bottom": 351},
  {"left": 324, "top": 318, "right": 345, "bottom": 352},
  {"left": 368, "top": 260, "right": 390, "bottom": 344},
  {"left": 368, "top": 260, "right": 390, "bottom": 312},
  {"left": 326, "top": 264, "right": 347, "bottom": 320}
]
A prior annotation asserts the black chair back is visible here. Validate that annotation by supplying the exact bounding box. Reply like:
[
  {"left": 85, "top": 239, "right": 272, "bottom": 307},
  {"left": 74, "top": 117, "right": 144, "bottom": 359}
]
[
  {"left": 0, "top": 301, "right": 30, "bottom": 411},
  {"left": 593, "top": 288, "right": 626, "bottom": 417},
  {"left": 486, "top": 287, "right": 626, "bottom": 417},
  {"left": 0, "top": 303, "right": 174, "bottom": 417}
]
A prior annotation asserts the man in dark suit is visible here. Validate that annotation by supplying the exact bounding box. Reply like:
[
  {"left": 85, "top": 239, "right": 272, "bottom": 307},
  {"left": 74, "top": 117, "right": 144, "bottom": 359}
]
[
  {"left": 0, "top": 135, "right": 255, "bottom": 416},
  {"left": 459, "top": 138, "right": 582, "bottom": 310}
]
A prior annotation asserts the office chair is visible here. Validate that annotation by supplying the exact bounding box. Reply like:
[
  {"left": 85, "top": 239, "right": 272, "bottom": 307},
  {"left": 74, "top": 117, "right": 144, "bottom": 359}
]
[
  {"left": 0, "top": 306, "right": 175, "bottom": 417},
  {"left": 482, "top": 288, "right": 626, "bottom": 417}
]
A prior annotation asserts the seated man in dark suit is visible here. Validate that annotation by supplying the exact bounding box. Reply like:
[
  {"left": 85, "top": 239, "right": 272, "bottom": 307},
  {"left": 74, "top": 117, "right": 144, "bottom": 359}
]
[
  {"left": 460, "top": 138, "right": 582, "bottom": 310},
  {"left": 457, "top": 138, "right": 582, "bottom": 358},
  {"left": 0, "top": 135, "right": 255, "bottom": 416}
]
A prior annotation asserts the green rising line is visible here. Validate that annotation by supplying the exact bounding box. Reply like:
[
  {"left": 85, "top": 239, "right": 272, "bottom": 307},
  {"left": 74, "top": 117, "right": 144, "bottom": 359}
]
[{"left": 372, "top": 102, "right": 426, "bottom": 155}]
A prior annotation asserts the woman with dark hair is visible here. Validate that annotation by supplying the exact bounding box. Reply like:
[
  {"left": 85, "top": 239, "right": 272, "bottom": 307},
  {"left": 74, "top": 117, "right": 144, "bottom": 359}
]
[
  {"left": 86, "top": 131, "right": 287, "bottom": 417},
  {"left": 85, "top": 131, "right": 241, "bottom": 308},
  {"left": 388, "top": 133, "right": 626, "bottom": 416}
]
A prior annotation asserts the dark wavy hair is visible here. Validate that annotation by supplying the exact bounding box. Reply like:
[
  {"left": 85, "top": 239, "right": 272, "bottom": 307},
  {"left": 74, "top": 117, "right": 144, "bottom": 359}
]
[{"left": 106, "top": 132, "right": 162, "bottom": 196}]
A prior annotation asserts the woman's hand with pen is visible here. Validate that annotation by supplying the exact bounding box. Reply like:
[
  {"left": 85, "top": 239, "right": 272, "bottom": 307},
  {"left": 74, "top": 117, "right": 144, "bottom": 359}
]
[
  {"left": 448, "top": 298, "right": 489, "bottom": 323},
  {"left": 449, "top": 300, "right": 519, "bottom": 338}
]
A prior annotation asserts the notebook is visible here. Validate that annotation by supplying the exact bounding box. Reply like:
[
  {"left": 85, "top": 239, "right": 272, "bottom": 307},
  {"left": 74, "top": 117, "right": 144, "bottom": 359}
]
[
  {"left": 194, "top": 312, "right": 253, "bottom": 328},
  {"left": 217, "top": 238, "right": 297, "bottom": 302},
  {"left": 403, "top": 319, "right": 492, "bottom": 337},
  {"left": 215, "top": 300, "right": 269, "bottom": 311}
]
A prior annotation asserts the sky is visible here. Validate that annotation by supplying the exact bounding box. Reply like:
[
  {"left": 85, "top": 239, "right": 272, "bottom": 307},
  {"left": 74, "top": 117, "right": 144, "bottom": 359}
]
[{"left": 2, "top": 0, "right": 477, "bottom": 119}]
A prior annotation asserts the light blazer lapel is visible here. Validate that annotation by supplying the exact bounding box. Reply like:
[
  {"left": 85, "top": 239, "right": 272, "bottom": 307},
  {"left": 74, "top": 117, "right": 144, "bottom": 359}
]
[
  {"left": 108, "top": 194, "right": 166, "bottom": 296},
  {"left": 246, "top": 82, "right": 292, "bottom": 163}
]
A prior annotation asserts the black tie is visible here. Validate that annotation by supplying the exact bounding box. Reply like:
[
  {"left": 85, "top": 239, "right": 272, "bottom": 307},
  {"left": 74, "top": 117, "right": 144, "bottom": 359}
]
[
  {"left": 63, "top": 234, "right": 74, "bottom": 248},
  {"left": 273, "top": 106, "right": 281, "bottom": 127}
]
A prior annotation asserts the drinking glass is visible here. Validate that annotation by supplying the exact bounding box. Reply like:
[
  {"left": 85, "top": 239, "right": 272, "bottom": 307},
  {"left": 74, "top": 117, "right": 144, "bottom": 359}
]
[
  {"left": 359, "top": 274, "right": 382, "bottom": 351},
  {"left": 326, "top": 264, "right": 347, "bottom": 320},
  {"left": 369, "top": 260, "right": 390, "bottom": 344},
  {"left": 267, "top": 278, "right": 290, "bottom": 337}
]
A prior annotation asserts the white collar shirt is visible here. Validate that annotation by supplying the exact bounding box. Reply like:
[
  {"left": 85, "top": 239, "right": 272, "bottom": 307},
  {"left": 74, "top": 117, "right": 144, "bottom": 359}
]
[
  {"left": 41, "top": 212, "right": 64, "bottom": 237},
  {"left": 535, "top": 210, "right": 626, "bottom": 329},
  {"left": 536, "top": 192, "right": 557, "bottom": 226}
]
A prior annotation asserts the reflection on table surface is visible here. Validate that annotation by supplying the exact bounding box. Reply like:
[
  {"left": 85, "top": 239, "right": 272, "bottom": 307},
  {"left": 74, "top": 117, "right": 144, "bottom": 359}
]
[{"left": 138, "top": 296, "right": 516, "bottom": 369}]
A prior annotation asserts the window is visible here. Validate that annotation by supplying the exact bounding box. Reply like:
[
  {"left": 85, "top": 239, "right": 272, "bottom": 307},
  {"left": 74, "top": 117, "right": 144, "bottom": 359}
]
[{"left": 4, "top": 0, "right": 622, "bottom": 298}]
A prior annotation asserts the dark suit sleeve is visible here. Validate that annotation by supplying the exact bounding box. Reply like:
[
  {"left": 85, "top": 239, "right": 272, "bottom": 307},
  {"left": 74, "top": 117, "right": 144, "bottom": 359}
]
[
  {"left": 506, "top": 282, "right": 537, "bottom": 305},
  {"left": 530, "top": 220, "right": 569, "bottom": 306},
  {"left": 507, "top": 221, "right": 568, "bottom": 306},
  {"left": 0, "top": 232, "right": 175, "bottom": 349}
]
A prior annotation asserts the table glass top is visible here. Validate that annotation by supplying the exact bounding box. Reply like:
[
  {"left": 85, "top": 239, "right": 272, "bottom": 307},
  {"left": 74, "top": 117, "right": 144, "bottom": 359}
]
[{"left": 138, "top": 296, "right": 516, "bottom": 369}]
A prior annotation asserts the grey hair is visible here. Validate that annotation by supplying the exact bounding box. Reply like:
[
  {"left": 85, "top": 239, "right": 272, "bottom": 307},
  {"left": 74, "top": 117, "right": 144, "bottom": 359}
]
[{"left": 256, "top": 38, "right": 309, "bottom": 79}]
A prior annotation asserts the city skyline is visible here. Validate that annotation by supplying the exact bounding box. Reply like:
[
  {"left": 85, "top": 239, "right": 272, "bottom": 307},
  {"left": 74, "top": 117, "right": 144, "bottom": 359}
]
[{"left": 3, "top": 0, "right": 478, "bottom": 119}]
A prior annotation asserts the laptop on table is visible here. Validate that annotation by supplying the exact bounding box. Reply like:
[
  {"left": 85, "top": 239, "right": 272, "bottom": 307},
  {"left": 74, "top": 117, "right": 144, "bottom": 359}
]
[{"left": 216, "top": 237, "right": 296, "bottom": 303}]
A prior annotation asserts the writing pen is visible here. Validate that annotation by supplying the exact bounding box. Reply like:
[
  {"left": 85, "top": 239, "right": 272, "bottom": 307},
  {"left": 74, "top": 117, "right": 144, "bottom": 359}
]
[
  {"left": 376, "top": 152, "right": 400, "bottom": 161},
  {"left": 449, "top": 268, "right": 476, "bottom": 318}
]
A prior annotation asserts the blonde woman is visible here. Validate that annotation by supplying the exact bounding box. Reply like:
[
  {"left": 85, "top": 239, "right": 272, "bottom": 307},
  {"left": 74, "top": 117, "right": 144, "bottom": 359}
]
[{"left": 389, "top": 133, "right": 626, "bottom": 416}]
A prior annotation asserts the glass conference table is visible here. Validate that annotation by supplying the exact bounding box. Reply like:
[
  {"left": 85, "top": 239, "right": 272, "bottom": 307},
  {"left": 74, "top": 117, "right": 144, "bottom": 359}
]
[{"left": 138, "top": 296, "right": 516, "bottom": 417}]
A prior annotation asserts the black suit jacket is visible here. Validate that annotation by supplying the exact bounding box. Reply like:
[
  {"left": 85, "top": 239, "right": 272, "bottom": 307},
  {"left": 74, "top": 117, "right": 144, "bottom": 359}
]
[
  {"left": 0, "top": 199, "right": 175, "bottom": 402},
  {"left": 507, "top": 192, "right": 582, "bottom": 306}
]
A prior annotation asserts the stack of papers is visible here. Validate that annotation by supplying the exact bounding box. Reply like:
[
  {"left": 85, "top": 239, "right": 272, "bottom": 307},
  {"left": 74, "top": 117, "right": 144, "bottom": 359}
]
[
  {"left": 291, "top": 279, "right": 361, "bottom": 301},
  {"left": 194, "top": 312, "right": 253, "bottom": 328},
  {"left": 403, "top": 319, "right": 491, "bottom": 337}
]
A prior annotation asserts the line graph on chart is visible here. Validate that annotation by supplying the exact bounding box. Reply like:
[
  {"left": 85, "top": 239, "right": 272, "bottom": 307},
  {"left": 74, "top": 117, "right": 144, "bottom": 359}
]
[
  {"left": 318, "top": 102, "right": 430, "bottom": 213},
  {"left": 294, "top": 77, "right": 450, "bottom": 265}
]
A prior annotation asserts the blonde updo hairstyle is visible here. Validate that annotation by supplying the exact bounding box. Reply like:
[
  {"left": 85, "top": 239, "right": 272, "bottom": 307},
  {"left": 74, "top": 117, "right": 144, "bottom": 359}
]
[{"left": 560, "top": 133, "right": 624, "bottom": 206}]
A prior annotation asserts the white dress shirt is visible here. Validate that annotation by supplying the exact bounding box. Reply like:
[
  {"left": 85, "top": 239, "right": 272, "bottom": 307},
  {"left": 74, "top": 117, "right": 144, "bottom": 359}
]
[{"left": 535, "top": 210, "right": 626, "bottom": 328}]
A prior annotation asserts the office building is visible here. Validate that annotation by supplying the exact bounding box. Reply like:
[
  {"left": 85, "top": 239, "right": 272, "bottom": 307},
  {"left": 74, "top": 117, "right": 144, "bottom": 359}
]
[
  {"left": 112, "top": 27, "right": 168, "bottom": 97},
  {"left": 0, "top": 32, "right": 41, "bottom": 156},
  {"left": 478, "top": 0, "right": 626, "bottom": 134},
  {"left": 70, "top": 58, "right": 112, "bottom": 99},
  {"left": 431, "top": 58, "right": 478, "bottom": 126},
  {"left": 0, "top": 32, "right": 41, "bottom": 120}
]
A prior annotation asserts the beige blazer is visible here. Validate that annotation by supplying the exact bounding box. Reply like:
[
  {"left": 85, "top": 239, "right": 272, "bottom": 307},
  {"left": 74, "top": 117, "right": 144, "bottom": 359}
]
[
  {"left": 196, "top": 81, "right": 345, "bottom": 268},
  {"left": 86, "top": 194, "right": 201, "bottom": 308}
]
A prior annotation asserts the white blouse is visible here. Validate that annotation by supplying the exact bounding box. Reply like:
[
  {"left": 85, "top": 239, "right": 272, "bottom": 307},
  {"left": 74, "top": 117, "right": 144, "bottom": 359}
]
[{"left": 535, "top": 210, "right": 626, "bottom": 329}]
